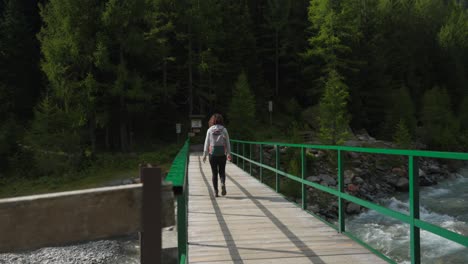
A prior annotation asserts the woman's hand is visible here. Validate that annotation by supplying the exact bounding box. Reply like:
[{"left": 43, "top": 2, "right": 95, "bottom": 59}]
[{"left": 227, "top": 154, "right": 232, "bottom": 162}]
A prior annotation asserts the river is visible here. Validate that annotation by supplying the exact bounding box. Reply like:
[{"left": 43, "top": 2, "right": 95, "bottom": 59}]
[{"left": 347, "top": 168, "right": 468, "bottom": 264}]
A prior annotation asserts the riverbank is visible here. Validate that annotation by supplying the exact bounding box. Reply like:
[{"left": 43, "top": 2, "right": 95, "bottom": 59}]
[{"left": 0, "top": 144, "right": 180, "bottom": 198}]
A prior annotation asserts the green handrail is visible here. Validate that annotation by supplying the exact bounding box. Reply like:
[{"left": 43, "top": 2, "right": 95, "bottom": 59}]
[
  {"left": 165, "top": 139, "right": 190, "bottom": 264},
  {"left": 230, "top": 139, "right": 468, "bottom": 264}
]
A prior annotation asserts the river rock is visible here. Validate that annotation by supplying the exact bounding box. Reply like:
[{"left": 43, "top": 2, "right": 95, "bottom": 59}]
[
  {"left": 307, "top": 205, "right": 320, "bottom": 214},
  {"left": 347, "top": 152, "right": 360, "bottom": 159},
  {"left": 419, "top": 168, "right": 426, "bottom": 176},
  {"left": 420, "top": 175, "right": 436, "bottom": 186},
  {"left": 344, "top": 170, "right": 355, "bottom": 179},
  {"left": 347, "top": 184, "right": 359, "bottom": 192},
  {"left": 383, "top": 173, "right": 400, "bottom": 186},
  {"left": 396, "top": 177, "right": 409, "bottom": 191},
  {"left": 354, "top": 177, "right": 364, "bottom": 184},
  {"left": 307, "top": 176, "right": 320, "bottom": 183},
  {"left": 392, "top": 167, "right": 406, "bottom": 177},
  {"left": 346, "top": 203, "right": 361, "bottom": 214},
  {"left": 319, "top": 174, "right": 337, "bottom": 186}
]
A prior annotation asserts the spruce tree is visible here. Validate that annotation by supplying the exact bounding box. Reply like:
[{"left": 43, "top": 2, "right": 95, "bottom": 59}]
[
  {"left": 228, "top": 72, "right": 256, "bottom": 140},
  {"left": 393, "top": 119, "right": 412, "bottom": 149},
  {"left": 318, "top": 70, "right": 350, "bottom": 145},
  {"left": 421, "top": 87, "right": 459, "bottom": 150},
  {"left": 384, "top": 86, "right": 416, "bottom": 138}
]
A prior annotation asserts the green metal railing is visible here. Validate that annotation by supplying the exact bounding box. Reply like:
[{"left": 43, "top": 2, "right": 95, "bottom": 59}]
[
  {"left": 165, "top": 139, "right": 190, "bottom": 264},
  {"left": 230, "top": 139, "right": 468, "bottom": 264}
]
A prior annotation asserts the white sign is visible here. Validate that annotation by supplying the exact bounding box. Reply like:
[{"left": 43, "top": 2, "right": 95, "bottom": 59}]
[
  {"left": 191, "top": 119, "right": 202, "bottom": 128},
  {"left": 176, "top": 123, "right": 181, "bottom": 134},
  {"left": 268, "top": 101, "right": 273, "bottom": 112}
]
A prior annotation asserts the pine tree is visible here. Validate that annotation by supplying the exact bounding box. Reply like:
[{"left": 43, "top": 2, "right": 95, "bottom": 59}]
[
  {"left": 384, "top": 86, "right": 416, "bottom": 138},
  {"left": 38, "top": 0, "right": 103, "bottom": 155},
  {"left": 264, "top": 0, "right": 291, "bottom": 97},
  {"left": 228, "top": 72, "right": 256, "bottom": 140},
  {"left": 421, "top": 87, "right": 459, "bottom": 150},
  {"left": 319, "top": 70, "right": 350, "bottom": 145},
  {"left": 458, "top": 95, "right": 468, "bottom": 148},
  {"left": 393, "top": 119, "right": 412, "bottom": 149}
]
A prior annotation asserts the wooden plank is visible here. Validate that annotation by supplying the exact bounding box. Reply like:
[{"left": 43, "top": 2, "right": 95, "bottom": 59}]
[{"left": 187, "top": 153, "right": 388, "bottom": 264}]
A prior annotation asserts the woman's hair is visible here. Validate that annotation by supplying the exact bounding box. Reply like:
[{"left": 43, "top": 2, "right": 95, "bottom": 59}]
[{"left": 208, "top": 113, "right": 224, "bottom": 127}]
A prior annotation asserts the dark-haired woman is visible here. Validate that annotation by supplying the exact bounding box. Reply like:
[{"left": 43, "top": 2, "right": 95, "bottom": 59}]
[{"left": 203, "top": 113, "right": 232, "bottom": 197}]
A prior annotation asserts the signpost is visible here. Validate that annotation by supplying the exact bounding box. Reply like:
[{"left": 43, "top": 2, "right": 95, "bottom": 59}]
[
  {"left": 176, "top": 123, "right": 181, "bottom": 143},
  {"left": 268, "top": 101, "right": 273, "bottom": 126}
]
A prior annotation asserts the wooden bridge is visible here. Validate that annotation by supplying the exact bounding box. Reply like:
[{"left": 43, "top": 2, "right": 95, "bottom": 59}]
[{"left": 187, "top": 153, "right": 386, "bottom": 263}]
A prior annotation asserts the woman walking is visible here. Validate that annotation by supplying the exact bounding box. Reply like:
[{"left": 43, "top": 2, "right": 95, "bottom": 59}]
[{"left": 203, "top": 113, "right": 232, "bottom": 197}]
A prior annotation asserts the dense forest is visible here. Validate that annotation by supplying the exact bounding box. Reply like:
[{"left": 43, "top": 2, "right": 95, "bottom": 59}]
[{"left": 1, "top": 0, "right": 467, "bottom": 178}]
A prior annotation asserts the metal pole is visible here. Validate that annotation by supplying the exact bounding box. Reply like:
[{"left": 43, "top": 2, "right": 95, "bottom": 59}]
[
  {"left": 275, "top": 145, "right": 280, "bottom": 193},
  {"left": 260, "top": 144, "right": 263, "bottom": 183},
  {"left": 338, "top": 150, "right": 345, "bottom": 233},
  {"left": 177, "top": 192, "right": 187, "bottom": 263},
  {"left": 409, "top": 156, "right": 421, "bottom": 264},
  {"left": 236, "top": 142, "right": 239, "bottom": 165},
  {"left": 249, "top": 144, "right": 252, "bottom": 175},
  {"left": 301, "top": 147, "right": 307, "bottom": 210},
  {"left": 242, "top": 143, "right": 245, "bottom": 171}
]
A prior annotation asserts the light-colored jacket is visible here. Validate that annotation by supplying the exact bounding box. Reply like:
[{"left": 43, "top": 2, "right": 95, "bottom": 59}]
[{"left": 203, "top": 125, "right": 231, "bottom": 158}]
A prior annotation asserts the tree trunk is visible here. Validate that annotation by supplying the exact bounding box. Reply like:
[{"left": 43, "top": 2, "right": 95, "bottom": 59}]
[
  {"left": 188, "top": 12, "right": 193, "bottom": 116},
  {"left": 120, "top": 96, "right": 128, "bottom": 152},
  {"left": 163, "top": 58, "right": 167, "bottom": 101},
  {"left": 275, "top": 28, "right": 279, "bottom": 97},
  {"left": 89, "top": 115, "right": 96, "bottom": 152},
  {"left": 105, "top": 126, "right": 110, "bottom": 150}
]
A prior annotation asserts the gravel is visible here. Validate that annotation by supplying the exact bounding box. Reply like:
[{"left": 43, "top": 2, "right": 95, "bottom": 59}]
[{"left": 0, "top": 239, "right": 140, "bottom": 264}]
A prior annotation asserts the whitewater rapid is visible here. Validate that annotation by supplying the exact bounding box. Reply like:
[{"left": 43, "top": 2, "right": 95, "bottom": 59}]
[{"left": 347, "top": 168, "right": 468, "bottom": 264}]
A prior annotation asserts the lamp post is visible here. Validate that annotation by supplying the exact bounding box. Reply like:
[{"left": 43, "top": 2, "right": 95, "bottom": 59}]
[
  {"left": 268, "top": 101, "right": 273, "bottom": 126},
  {"left": 176, "top": 123, "right": 181, "bottom": 143}
]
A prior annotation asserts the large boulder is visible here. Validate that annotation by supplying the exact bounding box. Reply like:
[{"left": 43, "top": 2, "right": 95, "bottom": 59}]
[
  {"left": 319, "top": 174, "right": 337, "bottom": 186},
  {"left": 396, "top": 177, "right": 409, "bottom": 191},
  {"left": 346, "top": 203, "right": 361, "bottom": 214}
]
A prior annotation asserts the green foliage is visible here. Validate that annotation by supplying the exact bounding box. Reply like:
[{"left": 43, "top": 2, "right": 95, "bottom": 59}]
[
  {"left": 306, "top": 0, "right": 359, "bottom": 73},
  {"left": 384, "top": 86, "right": 416, "bottom": 138},
  {"left": 319, "top": 70, "right": 350, "bottom": 145},
  {"left": 421, "top": 87, "right": 459, "bottom": 150},
  {"left": 393, "top": 119, "right": 412, "bottom": 149},
  {"left": 26, "top": 97, "right": 84, "bottom": 175},
  {"left": 438, "top": 5, "right": 468, "bottom": 51},
  {"left": 0, "top": 118, "right": 21, "bottom": 169},
  {"left": 228, "top": 72, "right": 256, "bottom": 140}
]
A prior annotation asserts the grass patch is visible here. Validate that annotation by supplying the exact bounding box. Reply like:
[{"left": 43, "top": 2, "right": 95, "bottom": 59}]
[{"left": 0, "top": 143, "right": 181, "bottom": 198}]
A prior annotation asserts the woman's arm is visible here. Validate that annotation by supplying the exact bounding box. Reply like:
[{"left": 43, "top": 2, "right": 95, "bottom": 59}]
[
  {"left": 224, "top": 128, "right": 231, "bottom": 161},
  {"left": 203, "top": 128, "right": 210, "bottom": 162}
]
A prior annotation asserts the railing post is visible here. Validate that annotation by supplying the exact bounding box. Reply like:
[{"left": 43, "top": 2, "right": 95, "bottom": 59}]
[
  {"left": 337, "top": 150, "right": 345, "bottom": 233},
  {"left": 140, "top": 167, "right": 162, "bottom": 264},
  {"left": 275, "top": 144, "right": 280, "bottom": 193},
  {"left": 242, "top": 143, "right": 245, "bottom": 171},
  {"left": 409, "top": 156, "right": 421, "bottom": 264},
  {"left": 301, "top": 147, "right": 307, "bottom": 210},
  {"left": 177, "top": 191, "right": 187, "bottom": 263},
  {"left": 260, "top": 144, "right": 263, "bottom": 183},
  {"left": 236, "top": 142, "right": 239, "bottom": 165},
  {"left": 249, "top": 144, "right": 252, "bottom": 175}
]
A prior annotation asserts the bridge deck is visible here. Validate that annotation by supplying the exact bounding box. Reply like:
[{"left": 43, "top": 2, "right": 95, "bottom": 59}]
[{"left": 188, "top": 153, "right": 387, "bottom": 264}]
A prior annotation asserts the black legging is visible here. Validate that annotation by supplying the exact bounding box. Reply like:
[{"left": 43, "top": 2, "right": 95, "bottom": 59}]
[{"left": 209, "top": 155, "right": 227, "bottom": 193}]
